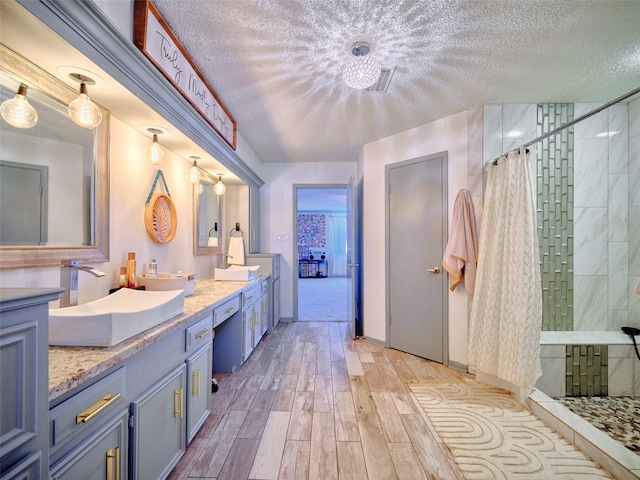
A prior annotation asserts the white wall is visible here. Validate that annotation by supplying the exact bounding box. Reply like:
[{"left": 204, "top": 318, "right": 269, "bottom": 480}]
[
  {"left": 261, "top": 162, "right": 357, "bottom": 319},
  {"left": 362, "top": 110, "right": 471, "bottom": 367}
]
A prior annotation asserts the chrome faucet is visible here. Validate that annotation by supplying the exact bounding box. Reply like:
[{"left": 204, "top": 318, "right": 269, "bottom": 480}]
[
  {"left": 218, "top": 251, "right": 234, "bottom": 267},
  {"left": 60, "top": 260, "right": 105, "bottom": 307}
]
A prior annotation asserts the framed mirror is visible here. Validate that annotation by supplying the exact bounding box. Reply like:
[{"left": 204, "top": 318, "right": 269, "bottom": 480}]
[
  {"left": 194, "top": 176, "right": 221, "bottom": 255},
  {"left": 0, "top": 45, "right": 110, "bottom": 268}
]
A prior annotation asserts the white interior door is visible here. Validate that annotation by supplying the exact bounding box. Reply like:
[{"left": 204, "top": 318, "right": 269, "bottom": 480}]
[{"left": 387, "top": 153, "right": 448, "bottom": 362}]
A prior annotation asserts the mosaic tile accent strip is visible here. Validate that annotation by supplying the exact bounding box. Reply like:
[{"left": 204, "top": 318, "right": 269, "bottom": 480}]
[
  {"left": 565, "top": 344, "right": 608, "bottom": 397},
  {"left": 410, "top": 381, "right": 612, "bottom": 479},
  {"left": 556, "top": 396, "right": 640, "bottom": 454},
  {"left": 538, "top": 103, "right": 575, "bottom": 332},
  {"left": 297, "top": 213, "right": 326, "bottom": 248}
]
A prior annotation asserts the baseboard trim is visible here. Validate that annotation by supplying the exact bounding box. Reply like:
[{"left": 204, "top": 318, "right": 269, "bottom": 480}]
[
  {"left": 280, "top": 317, "right": 294, "bottom": 323},
  {"left": 363, "top": 336, "right": 385, "bottom": 347},
  {"left": 448, "top": 360, "right": 468, "bottom": 373}
]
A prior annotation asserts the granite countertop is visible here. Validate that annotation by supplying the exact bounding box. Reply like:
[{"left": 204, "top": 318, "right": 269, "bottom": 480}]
[{"left": 48, "top": 277, "right": 256, "bottom": 402}]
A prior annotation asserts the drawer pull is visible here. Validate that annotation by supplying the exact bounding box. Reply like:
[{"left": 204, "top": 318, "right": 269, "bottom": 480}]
[
  {"left": 174, "top": 387, "right": 184, "bottom": 418},
  {"left": 196, "top": 328, "right": 210, "bottom": 339},
  {"left": 106, "top": 447, "right": 120, "bottom": 480},
  {"left": 76, "top": 393, "right": 121, "bottom": 423},
  {"left": 246, "top": 295, "right": 254, "bottom": 302},
  {"left": 192, "top": 369, "right": 201, "bottom": 397},
  {"left": 224, "top": 306, "right": 235, "bottom": 314}
]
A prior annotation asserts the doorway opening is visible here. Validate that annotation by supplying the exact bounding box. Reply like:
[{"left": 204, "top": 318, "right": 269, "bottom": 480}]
[{"left": 294, "top": 186, "right": 349, "bottom": 322}]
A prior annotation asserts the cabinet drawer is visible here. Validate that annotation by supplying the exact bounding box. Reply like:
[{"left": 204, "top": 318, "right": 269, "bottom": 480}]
[
  {"left": 213, "top": 296, "right": 240, "bottom": 328},
  {"left": 243, "top": 284, "right": 262, "bottom": 308},
  {"left": 49, "top": 367, "right": 126, "bottom": 453},
  {"left": 185, "top": 314, "right": 213, "bottom": 353}
]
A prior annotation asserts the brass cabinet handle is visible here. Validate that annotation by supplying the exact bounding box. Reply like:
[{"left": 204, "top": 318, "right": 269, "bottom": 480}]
[
  {"left": 196, "top": 328, "right": 209, "bottom": 339},
  {"left": 76, "top": 393, "right": 121, "bottom": 423},
  {"left": 106, "top": 447, "right": 120, "bottom": 480},
  {"left": 174, "top": 387, "right": 183, "bottom": 418},
  {"left": 426, "top": 267, "right": 440, "bottom": 274},
  {"left": 246, "top": 295, "right": 254, "bottom": 302},
  {"left": 224, "top": 307, "right": 234, "bottom": 314},
  {"left": 192, "top": 369, "right": 201, "bottom": 397}
]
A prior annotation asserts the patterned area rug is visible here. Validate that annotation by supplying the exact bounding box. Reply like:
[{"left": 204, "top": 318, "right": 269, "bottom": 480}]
[
  {"left": 409, "top": 381, "right": 612, "bottom": 479},
  {"left": 556, "top": 396, "right": 640, "bottom": 454}
]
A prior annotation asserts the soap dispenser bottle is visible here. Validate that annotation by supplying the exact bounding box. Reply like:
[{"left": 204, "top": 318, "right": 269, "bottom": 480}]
[{"left": 148, "top": 259, "right": 158, "bottom": 278}]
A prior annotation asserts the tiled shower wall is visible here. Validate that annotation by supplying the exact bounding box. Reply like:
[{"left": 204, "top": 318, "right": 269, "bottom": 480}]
[
  {"left": 630, "top": 97, "right": 640, "bottom": 324},
  {"left": 479, "top": 101, "right": 639, "bottom": 332}
]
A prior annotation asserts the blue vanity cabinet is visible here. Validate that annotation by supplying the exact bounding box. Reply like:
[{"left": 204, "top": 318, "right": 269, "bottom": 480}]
[
  {"left": 242, "top": 282, "right": 263, "bottom": 362},
  {"left": 129, "top": 364, "right": 186, "bottom": 480},
  {"left": 0, "top": 288, "right": 62, "bottom": 480},
  {"left": 48, "top": 367, "right": 128, "bottom": 479},
  {"left": 185, "top": 314, "right": 213, "bottom": 443},
  {"left": 246, "top": 253, "right": 281, "bottom": 331},
  {"left": 49, "top": 410, "right": 128, "bottom": 480}
]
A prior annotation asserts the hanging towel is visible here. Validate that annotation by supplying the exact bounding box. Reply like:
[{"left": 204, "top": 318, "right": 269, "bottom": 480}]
[
  {"left": 442, "top": 189, "right": 478, "bottom": 295},
  {"left": 227, "top": 236, "right": 245, "bottom": 265}
]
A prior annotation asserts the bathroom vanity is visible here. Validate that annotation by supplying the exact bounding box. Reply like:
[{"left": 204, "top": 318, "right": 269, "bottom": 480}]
[
  {"left": 0, "top": 288, "right": 63, "bottom": 479},
  {"left": 1, "top": 277, "right": 271, "bottom": 480}
]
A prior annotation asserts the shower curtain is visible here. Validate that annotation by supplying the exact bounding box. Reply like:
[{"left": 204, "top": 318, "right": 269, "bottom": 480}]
[{"left": 469, "top": 147, "right": 542, "bottom": 403}]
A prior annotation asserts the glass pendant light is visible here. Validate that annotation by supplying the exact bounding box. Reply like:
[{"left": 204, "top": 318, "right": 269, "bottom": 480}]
[
  {"left": 67, "top": 75, "right": 102, "bottom": 129},
  {"left": 342, "top": 41, "right": 381, "bottom": 90},
  {"left": 186, "top": 156, "right": 201, "bottom": 183},
  {"left": 213, "top": 175, "right": 226, "bottom": 196},
  {"left": 145, "top": 128, "right": 165, "bottom": 164},
  {"left": 1, "top": 83, "right": 38, "bottom": 128}
]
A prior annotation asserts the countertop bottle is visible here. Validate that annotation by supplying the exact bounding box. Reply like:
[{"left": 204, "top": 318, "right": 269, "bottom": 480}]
[
  {"left": 119, "top": 266, "right": 127, "bottom": 288},
  {"left": 148, "top": 259, "right": 158, "bottom": 278},
  {"left": 126, "top": 252, "right": 136, "bottom": 288}
]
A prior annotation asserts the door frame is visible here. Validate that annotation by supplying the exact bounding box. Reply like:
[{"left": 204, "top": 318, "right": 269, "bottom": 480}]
[
  {"left": 384, "top": 152, "right": 449, "bottom": 365},
  {"left": 292, "top": 184, "right": 349, "bottom": 322}
]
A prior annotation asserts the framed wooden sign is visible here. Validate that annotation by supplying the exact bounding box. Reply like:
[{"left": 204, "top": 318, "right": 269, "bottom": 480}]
[{"left": 134, "top": 0, "right": 237, "bottom": 149}]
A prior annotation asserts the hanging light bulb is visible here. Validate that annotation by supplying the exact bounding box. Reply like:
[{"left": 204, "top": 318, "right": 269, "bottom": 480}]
[
  {"left": 186, "top": 156, "right": 201, "bottom": 183},
  {"left": 213, "top": 175, "right": 226, "bottom": 196},
  {"left": 1, "top": 83, "right": 38, "bottom": 128},
  {"left": 67, "top": 76, "right": 102, "bottom": 129},
  {"left": 145, "top": 128, "right": 165, "bottom": 164}
]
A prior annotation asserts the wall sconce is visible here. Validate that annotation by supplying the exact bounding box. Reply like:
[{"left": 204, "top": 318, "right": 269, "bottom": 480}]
[
  {"left": 1, "top": 83, "right": 38, "bottom": 128},
  {"left": 213, "top": 174, "right": 226, "bottom": 196},
  {"left": 186, "top": 155, "right": 201, "bottom": 183},
  {"left": 145, "top": 127, "right": 165, "bottom": 164},
  {"left": 67, "top": 73, "right": 102, "bottom": 129}
]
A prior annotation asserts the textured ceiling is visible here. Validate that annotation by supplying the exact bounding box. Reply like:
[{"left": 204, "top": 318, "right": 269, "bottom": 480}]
[{"left": 152, "top": 0, "right": 640, "bottom": 164}]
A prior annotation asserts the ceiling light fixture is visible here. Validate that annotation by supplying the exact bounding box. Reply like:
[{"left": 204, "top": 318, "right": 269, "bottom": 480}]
[
  {"left": 186, "top": 155, "right": 202, "bottom": 183},
  {"left": 67, "top": 73, "right": 102, "bottom": 129},
  {"left": 213, "top": 174, "right": 226, "bottom": 196},
  {"left": 1, "top": 83, "right": 38, "bottom": 128},
  {"left": 342, "top": 41, "right": 381, "bottom": 90},
  {"left": 145, "top": 128, "right": 165, "bottom": 164}
]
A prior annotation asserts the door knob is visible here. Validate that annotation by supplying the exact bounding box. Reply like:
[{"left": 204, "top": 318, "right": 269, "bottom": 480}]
[
  {"left": 347, "top": 263, "right": 360, "bottom": 267},
  {"left": 426, "top": 267, "right": 440, "bottom": 274}
]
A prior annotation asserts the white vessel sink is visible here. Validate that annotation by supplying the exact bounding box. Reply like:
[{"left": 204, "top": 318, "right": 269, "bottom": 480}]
[
  {"left": 214, "top": 265, "right": 260, "bottom": 281},
  {"left": 49, "top": 288, "right": 185, "bottom": 347}
]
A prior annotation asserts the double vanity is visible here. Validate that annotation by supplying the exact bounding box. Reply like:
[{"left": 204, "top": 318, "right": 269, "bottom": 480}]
[{"left": 0, "top": 258, "right": 280, "bottom": 480}]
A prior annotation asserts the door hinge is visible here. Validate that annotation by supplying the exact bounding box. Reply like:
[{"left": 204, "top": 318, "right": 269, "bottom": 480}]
[{"left": 128, "top": 414, "right": 134, "bottom": 429}]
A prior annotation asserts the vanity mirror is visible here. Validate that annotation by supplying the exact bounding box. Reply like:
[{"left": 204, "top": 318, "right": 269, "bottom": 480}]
[
  {"left": 0, "top": 45, "right": 110, "bottom": 268},
  {"left": 194, "top": 176, "right": 221, "bottom": 255}
]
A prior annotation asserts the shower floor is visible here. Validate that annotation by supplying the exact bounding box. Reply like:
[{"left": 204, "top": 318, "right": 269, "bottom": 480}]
[{"left": 556, "top": 396, "right": 640, "bottom": 454}]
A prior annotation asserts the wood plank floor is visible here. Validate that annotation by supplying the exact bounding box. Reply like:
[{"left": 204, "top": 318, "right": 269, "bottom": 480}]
[{"left": 168, "top": 321, "right": 469, "bottom": 480}]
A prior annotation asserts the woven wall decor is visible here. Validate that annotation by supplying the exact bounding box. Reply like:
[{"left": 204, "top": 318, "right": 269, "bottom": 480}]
[{"left": 144, "top": 170, "right": 177, "bottom": 243}]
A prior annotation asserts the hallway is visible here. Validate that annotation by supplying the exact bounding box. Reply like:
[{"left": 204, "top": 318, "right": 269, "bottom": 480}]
[{"left": 168, "top": 321, "right": 467, "bottom": 479}]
